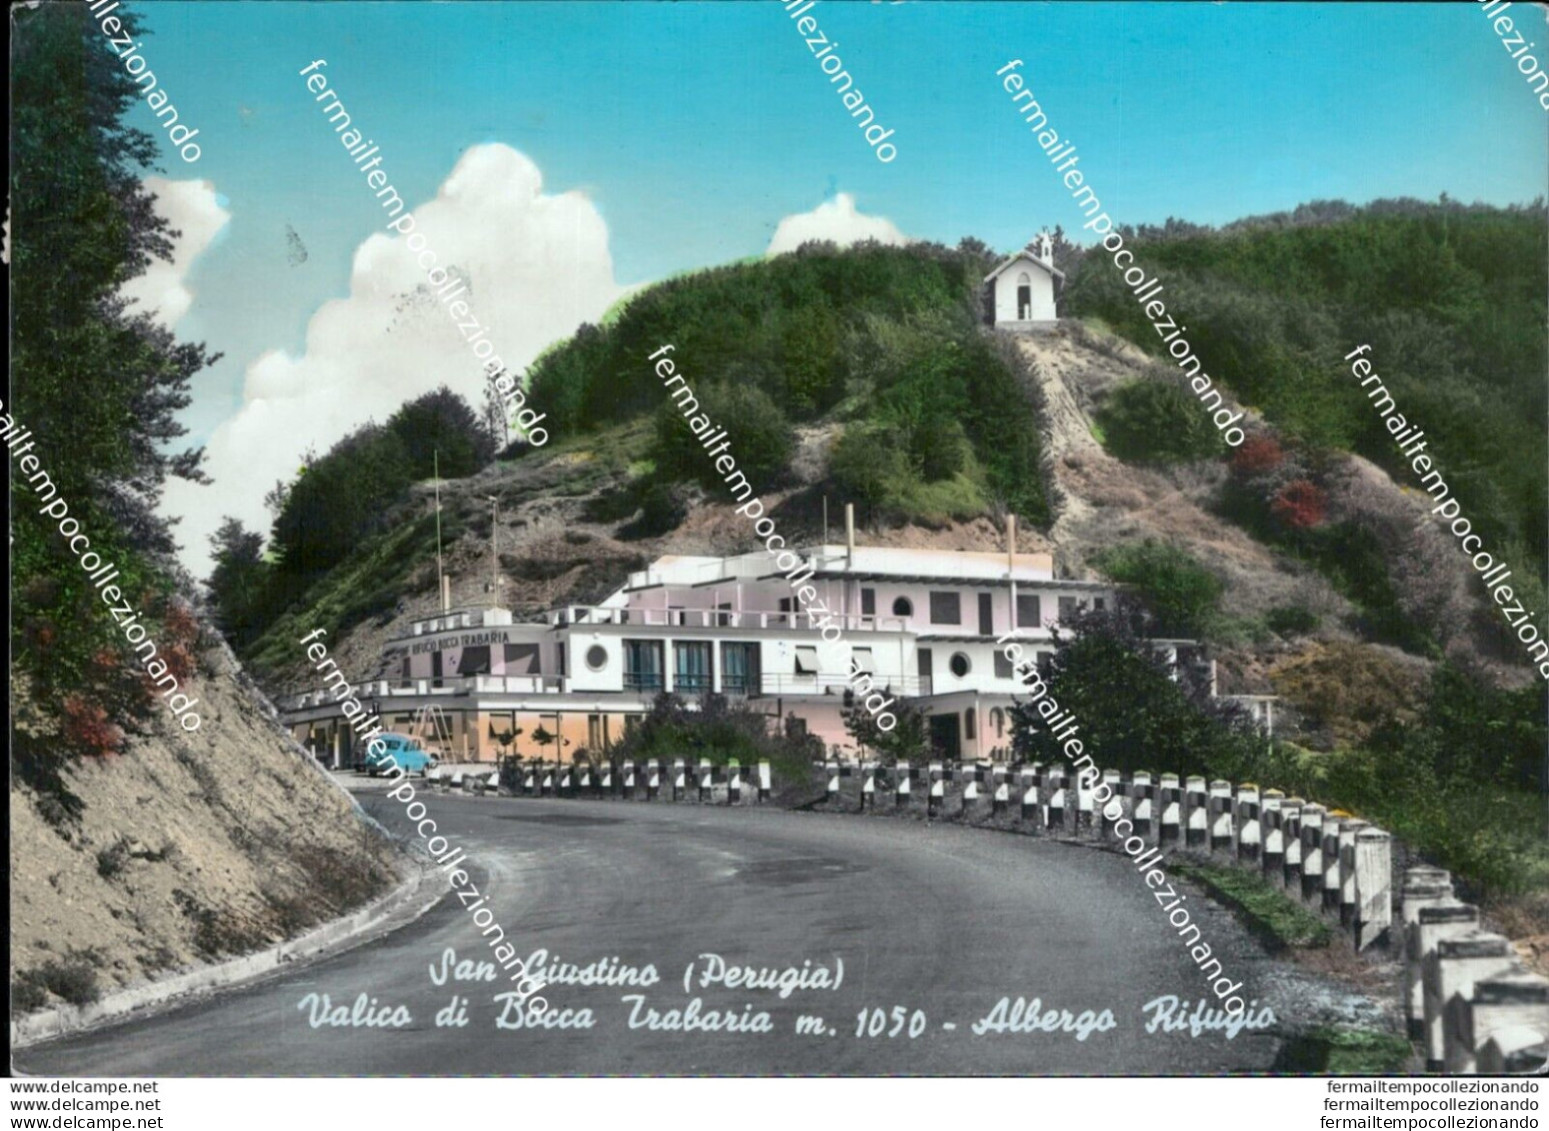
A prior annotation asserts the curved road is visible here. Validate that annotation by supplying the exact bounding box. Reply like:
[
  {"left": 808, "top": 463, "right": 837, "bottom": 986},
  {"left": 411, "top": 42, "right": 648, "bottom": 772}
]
[{"left": 19, "top": 790, "right": 1296, "bottom": 1075}]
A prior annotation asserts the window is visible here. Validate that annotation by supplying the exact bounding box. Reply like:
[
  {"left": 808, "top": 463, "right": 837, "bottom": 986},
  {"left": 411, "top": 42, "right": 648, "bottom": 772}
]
[
  {"left": 994, "top": 651, "right": 1014, "bottom": 679},
  {"left": 990, "top": 707, "right": 1005, "bottom": 737},
  {"left": 504, "top": 643, "right": 541, "bottom": 674},
  {"left": 623, "top": 640, "right": 664, "bottom": 692},
  {"left": 1016, "top": 593, "right": 1042, "bottom": 628},
  {"left": 585, "top": 645, "right": 608, "bottom": 671},
  {"left": 861, "top": 588, "right": 876, "bottom": 616},
  {"left": 717, "top": 602, "right": 732, "bottom": 627},
  {"left": 929, "top": 591, "right": 962, "bottom": 625},
  {"left": 674, "top": 641, "right": 712, "bottom": 692},
  {"left": 457, "top": 646, "right": 491, "bottom": 676},
  {"left": 794, "top": 646, "right": 820, "bottom": 675},
  {"left": 779, "top": 597, "right": 793, "bottom": 626},
  {"left": 965, "top": 708, "right": 976, "bottom": 741},
  {"left": 722, "top": 643, "right": 760, "bottom": 695},
  {"left": 1058, "top": 596, "right": 1078, "bottom": 622},
  {"left": 1094, "top": 597, "right": 1107, "bottom": 612},
  {"left": 892, "top": 596, "right": 913, "bottom": 617},
  {"left": 949, "top": 652, "right": 971, "bottom": 678}
]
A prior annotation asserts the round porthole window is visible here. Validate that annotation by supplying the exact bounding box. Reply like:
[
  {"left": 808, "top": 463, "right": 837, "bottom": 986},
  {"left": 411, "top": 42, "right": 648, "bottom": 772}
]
[
  {"left": 949, "top": 652, "right": 971, "bottom": 678},
  {"left": 892, "top": 596, "right": 913, "bottom": 617},
  {"left": 586, "top": 645, "right": 608, "bottom": 671}
]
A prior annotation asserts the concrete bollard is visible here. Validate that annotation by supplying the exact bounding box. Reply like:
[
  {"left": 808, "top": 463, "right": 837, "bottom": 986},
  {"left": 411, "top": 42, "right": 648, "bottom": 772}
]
[
  {"left": 1235, "top": 784, "right": 1261, "bottom": 862},
  {"left": 895, "top": 761, "right": 912, "bottom": 807},
  {"left": 757, "top": 759, "right": 771, "bottom": 803},
  {"left": 698, "top": 758, "right": 713, "bottom": 802},
  {"left": 1470, "top": 969, "right": 1549, "bottom": 1074},
  {"left": 538, "top": 769, "right": 551, "bottom": 797},
  {"left": 1321, "top": 814, "right": 1344, "bottom": 911},
  {"left": 1354, "top": 828, "right": 1393, "bottom": 950},
  {"left": 1159, "top": 773, "right": 1182, "bottom": 846},
  {"left": 962, "top": 772, "right": 979, "bottom": 816},
  {"left": 674, "top": 759, "right": 689, "bottom": 801},
  {"left": 579, "top": 765, "right": 592, "bottom": 795},
  {"left": 861, "top": 761, "right": 877, "bottom": 810},
  {"left": 1433, "top": 931, "right": 1519, "bottom": 1073},
  {"left": 1020, "top": 765, "right": 1038, "bottom": 822},
  {"left": 728, "top": 759, "right": 742, "bottom": 804},
  {"left": 1046, "top": 764, "right": 1067, "bottom": 830},
  {"left": 1101, "top": 770, "right": 1123, "bottom": 839},
  {"left": 1417, "top": 903, "right": 1481, "bottom": 1070},
  {"left": 993, "top": 777, "right": 1009, "bottom": 816},
  {"left": 1402, "top": 869, "right": 1456, "bottom": 1039},
  {"left": 1261, "top": 790, "right": 1285, "bottom": 883},
  {"left": 1184, "top": 776, "right": 1208, "bottom": 847},
  {"left": 621, "top": 759, "right": 635, "bottom": 797},
  {"left": 1338, "top": 819, "right": 1370, "bottom": 927},
  {"left": 560, "top": 767, "right": 574, "bottom": 798},
  {"left": 1299, "top": 804, "right": 1325, "bottom": 902},
  {"left": 928, "top": 761, "right": 944, "bottom": 817},
  {"left": 1132, "top": 771, "right": 1154, "bottom": 840},
  {"left": 825, "top": 760, "right": 840, "bottom": 805},
  {"left": 1074, "top": 767, "right": 1095, "bottom": 831},
  {"left": 522, "top": 768, "right": 536, "bottom": 796},
  {"left": 647, "top": 759, "right": 661, "bottom": 800},
  {"left": 1281, "top": 800, "right": 1303, "bottom": 892},
  {"left": 1209, "top": 780, "right": 1234, "bottom": 853}
]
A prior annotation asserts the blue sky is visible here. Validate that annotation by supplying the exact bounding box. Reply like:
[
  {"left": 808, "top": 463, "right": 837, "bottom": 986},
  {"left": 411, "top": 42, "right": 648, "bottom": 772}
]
[{"left": 111, "top": 0, "right": 1548, "bottom": 568}]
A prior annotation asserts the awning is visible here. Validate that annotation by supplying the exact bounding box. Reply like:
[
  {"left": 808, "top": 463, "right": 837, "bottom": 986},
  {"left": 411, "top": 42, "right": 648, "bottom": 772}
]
[
  {"left": 851, "top": 647, "right": 876, "bottom": 674},
  {"left": 794, "top": 646, "right": 820, "bottom": 674}
]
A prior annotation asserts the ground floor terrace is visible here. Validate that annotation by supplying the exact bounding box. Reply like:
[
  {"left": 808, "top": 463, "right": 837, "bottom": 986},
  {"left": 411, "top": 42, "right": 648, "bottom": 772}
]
[{"left": 281, "top": 683, "right": 1024, "bottom": 768}]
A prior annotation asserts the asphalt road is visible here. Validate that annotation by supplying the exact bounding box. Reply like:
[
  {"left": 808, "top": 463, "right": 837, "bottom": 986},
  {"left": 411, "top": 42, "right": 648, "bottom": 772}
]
[{"left": 18, "top": 790, "right": 1299, "bottom": 1075}]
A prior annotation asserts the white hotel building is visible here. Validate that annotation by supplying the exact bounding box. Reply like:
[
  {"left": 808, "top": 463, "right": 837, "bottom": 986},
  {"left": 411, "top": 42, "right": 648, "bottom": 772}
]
[{"left": 280, "top": 539, "right": 1201, "bottom": 767}]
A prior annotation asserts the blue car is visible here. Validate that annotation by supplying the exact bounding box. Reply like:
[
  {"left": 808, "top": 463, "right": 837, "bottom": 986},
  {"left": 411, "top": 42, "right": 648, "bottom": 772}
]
[{"left": 363, "top": 733, "right": 438, "bottom": 776}]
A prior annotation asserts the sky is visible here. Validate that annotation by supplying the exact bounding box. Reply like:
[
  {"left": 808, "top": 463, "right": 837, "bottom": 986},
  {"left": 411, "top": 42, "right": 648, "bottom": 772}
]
[{"left": 99, "top": 1, "right": 1549, "bottom": 574}]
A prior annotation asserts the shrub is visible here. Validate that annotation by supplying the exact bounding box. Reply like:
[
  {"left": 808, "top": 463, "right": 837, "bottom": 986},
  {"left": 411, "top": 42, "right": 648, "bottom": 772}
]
[
  {"left": 62, "top": 695, "right": 124, "bottom": 759},
  {"left": 39, "top": 958, "right": 100, "bottom": 1007},
  {"left": 1271, "top": 479, "right": 1329, "bottom": 529},
  {"left": 619, "top": 483, "right": 689, "bottom": 541},
  {"left": 1266, "top": 605, "right": 1320, "bottom": 636},
  {"left": 1092, "top": 541, "right": 1225, "bottom": 638},
  {"left": 1232, "top": 434, "right": 1285, "bottom": 476},
  {"left": 11, "top": 973, "right": 47, "bottom": 1016},
  {"left": 1094, "top": 380, "right": 1223, "bottom": 463}
]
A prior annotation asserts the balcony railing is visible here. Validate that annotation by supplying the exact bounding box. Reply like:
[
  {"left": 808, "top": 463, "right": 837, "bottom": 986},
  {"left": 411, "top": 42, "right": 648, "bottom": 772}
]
[
  {"left": 549, "top": 605, "right": 907, "bottom": 633},
  {"left": 623, "top": 673, "right": 664, "bottom": 693}
]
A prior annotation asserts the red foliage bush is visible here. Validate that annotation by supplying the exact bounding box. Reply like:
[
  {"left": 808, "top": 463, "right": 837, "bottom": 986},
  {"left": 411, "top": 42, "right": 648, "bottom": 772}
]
[
  {"left": 1232, "top": 435, "right": 1284, "bottom": 477},
  {"left": 63, "top": 695, "right": 124, "bottom": 758},
  {"left": 1271, "top": 479, "right": 1329, "bottom": 529}
]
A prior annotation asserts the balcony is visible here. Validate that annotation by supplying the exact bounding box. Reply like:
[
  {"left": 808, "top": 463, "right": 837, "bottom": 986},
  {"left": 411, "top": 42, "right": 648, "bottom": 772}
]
[{"left": 623, "top": 673, "right": 664, "bottom": 693}]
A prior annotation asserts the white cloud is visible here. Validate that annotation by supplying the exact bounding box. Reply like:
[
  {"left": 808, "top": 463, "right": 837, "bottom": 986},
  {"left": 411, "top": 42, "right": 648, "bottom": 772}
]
[
  {"left": 119, "top": 177, "right": 230, "bottom": 327},
  {"left": 163, "top": 143, "right": 625, "bottom": 576},
  {"left": 766, "top": 193, "right": 910, "bottom": 257}
]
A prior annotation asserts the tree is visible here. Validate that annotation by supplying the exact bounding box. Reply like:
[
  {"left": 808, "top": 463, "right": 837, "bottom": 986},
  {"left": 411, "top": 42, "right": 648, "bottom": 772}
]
[
  {"left": 1092, "top": 541, "right": 1225, "bottom": 639},
  {"left": 482, "top": 367, "right": 511, "bottom": 452},
  {"left": 841, "top": 693, "right": 931, "bottom": 764},
  {"left": 651, "top": 384, "right": 794, "bottom": 491},
  {"left": 11, "top": 3, "right": 219, "bottom": 803},
  {"left": 387, "top": 385, "right": 495, "bottom": 479},
  {"left": 206, "top": 518, "right": 270, "bottom": 647},
  {"left": 1010, "top": 600, "right": 1260, "bottom": 780},
  {"left": 529, "top": 724, "right": 558, "bottom": 763}
]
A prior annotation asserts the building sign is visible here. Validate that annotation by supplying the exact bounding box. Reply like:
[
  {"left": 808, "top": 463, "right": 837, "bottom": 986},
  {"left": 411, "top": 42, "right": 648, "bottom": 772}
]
[{"left": 408, "top": 629, "right": 516, "bottom": 657}]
